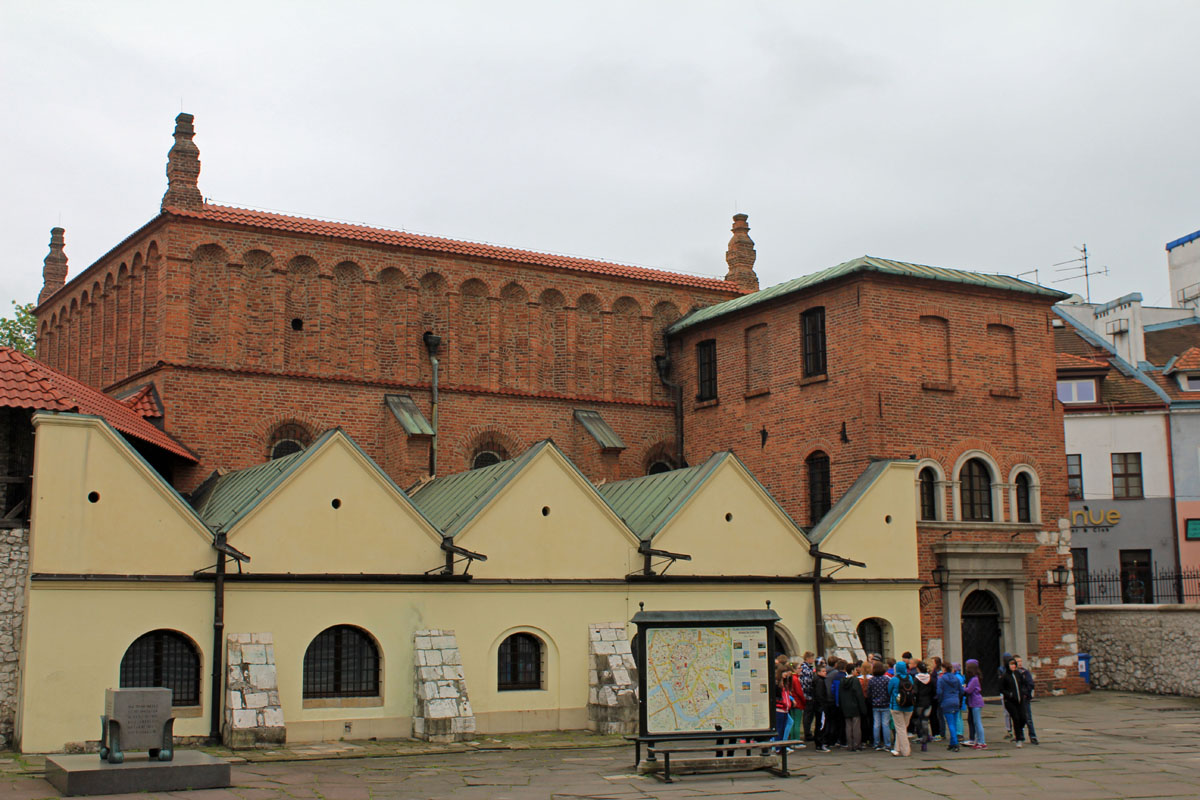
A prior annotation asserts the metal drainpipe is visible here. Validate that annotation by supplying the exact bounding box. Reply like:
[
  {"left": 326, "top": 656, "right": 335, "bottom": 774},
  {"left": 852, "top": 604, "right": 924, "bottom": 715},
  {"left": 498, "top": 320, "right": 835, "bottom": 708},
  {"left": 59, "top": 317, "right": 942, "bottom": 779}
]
[
  {"left": 209, "top": 533, "right": 227, "bottom": 742},
  {"left": 423, "top": 332, "right": 441, "bottom": 477},
  {"left": 812, "top": 554, "right": 825, "bottom": 658},
  {"left": 1165, "top": 412, "right": 1185, "bottom": 602},
  {"left": 653, "top": 351, "right": 685, "bottom": 468}
]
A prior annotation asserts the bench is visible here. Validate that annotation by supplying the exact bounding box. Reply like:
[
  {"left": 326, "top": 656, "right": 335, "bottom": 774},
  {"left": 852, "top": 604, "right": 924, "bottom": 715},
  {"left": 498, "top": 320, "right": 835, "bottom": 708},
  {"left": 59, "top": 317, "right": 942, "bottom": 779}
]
[{"left": 632, "top": 737, "right": 806, "bottom": 783}]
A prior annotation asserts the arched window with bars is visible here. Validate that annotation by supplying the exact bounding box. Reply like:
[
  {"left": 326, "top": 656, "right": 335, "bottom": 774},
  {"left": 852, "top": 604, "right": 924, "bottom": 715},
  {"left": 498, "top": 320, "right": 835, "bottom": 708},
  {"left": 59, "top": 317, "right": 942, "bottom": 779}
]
[
  {"left": 119, "top": 630, "right": 201, "bottom": 706},
  {"left": 302, "top": 625, "right": 380, "bottom": 698},
  {"left": 497, "top": 632, "right": 543, "bottom": 691}
]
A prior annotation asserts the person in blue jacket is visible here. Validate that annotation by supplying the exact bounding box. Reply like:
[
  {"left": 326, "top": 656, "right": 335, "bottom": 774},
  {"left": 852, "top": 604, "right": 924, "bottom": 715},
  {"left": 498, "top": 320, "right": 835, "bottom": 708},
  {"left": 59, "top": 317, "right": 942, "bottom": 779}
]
[
  {"left": 887, "top": 659, "right": 915, "bottom": 756},
  {"left": 936, "top": 661, "right": 965, "bottom": 752}
]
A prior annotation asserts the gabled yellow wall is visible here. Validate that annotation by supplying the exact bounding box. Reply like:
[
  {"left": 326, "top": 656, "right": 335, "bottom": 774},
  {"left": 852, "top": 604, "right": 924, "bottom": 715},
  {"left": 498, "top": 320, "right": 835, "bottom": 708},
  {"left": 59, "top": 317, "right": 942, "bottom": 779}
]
[
  {"left": 226, "top": 435, "right": 444, "bottom": 574},
  {"left": 453, "top": 447, "right": 640, "bottom": 579},
  {"left": 816, "top": 461, "right": 919, "bottom": 579},
  {"left": 29, "top": 414, "right": 213, "bottom": 575},
  {"left": 651, "top": 458, "right": 814, "bottom": 576}
]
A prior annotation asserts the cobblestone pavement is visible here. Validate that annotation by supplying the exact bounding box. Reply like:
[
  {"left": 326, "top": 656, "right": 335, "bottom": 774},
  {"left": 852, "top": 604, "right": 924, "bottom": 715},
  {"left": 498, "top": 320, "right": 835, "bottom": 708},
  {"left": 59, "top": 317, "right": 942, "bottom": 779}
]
[{"left": 2, "top": 691, "right": 1199, "bottom": 799}]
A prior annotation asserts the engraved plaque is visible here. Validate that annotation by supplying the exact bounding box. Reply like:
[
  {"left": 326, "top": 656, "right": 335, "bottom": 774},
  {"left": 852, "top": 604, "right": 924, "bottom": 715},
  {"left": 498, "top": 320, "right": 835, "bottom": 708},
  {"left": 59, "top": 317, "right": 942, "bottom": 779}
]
[{"left": 105, "top": 688, "right": 173, "bottom": 750}]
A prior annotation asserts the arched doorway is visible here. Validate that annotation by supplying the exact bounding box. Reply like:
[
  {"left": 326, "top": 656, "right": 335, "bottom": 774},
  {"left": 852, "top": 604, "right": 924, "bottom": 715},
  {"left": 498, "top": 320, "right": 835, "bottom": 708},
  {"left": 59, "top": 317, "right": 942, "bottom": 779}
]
[{"left": 961, "top": 590, "right": 1002, "bottom": 694}]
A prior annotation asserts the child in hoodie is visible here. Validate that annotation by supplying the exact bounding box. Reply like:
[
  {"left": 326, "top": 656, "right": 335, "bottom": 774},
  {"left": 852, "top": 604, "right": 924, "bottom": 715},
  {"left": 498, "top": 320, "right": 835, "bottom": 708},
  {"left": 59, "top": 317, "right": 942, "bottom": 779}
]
[
  {"left": 963, "top": 659, "right": 986, "bottom": 749},
  {"left": 912, "top": 661, "right": 936, "bottom": 752},
  {"left": 936, "top": 662, "right": 964, "bottom": 751},
  {"left": 887, "top": 660, "right": 915, "bottom": 756},
  {"left": 1000, "top": 656, "right": 1029, "bottom": 747}
]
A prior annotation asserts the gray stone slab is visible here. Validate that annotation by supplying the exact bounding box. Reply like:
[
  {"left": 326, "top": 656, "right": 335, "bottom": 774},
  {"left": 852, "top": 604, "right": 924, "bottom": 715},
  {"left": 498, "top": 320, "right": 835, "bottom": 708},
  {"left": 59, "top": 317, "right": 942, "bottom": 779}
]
[{"left": 44, "top": 751, "right": 231, "bottom": 796}]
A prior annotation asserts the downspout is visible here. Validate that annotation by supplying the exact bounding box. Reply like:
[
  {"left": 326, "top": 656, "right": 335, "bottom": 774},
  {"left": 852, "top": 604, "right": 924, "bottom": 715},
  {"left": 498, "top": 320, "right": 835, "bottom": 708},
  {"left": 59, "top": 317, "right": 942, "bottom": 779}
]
[
  {"left": 1164, "top": 412, "right": 1184, "bottom": 602},
  {"left": 209, "top": 532, "right": 227, "bottom": 742},
  {"left": 812, "top": 553, "right": 825, "bottom": 658},
  {"left": 423, "top": 332, "right": 442, "bottom": 477},
  {"left": 653, "top": 351, "right": 685, "bottom": 468}
]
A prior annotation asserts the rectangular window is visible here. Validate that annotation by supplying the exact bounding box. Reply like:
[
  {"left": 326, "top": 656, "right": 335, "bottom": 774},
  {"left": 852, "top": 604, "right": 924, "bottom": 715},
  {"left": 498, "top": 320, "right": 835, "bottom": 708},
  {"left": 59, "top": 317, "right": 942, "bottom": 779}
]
[
  {"left": 801, "top": 307, "right": 826, "bottom": 378},
  {"left": 1184, "top": 375, "right": 1200, "bottom": 391},
  {"left": 696, "top": 339, "right": 717, "bottom": 401},
  {"left": 1066, "top": 454, "right": 1083, "bottom": 499},
  {"left": 1111, "top": 452, "right": 1143, "bottom": 499},
  {"left": 1118, "top": 549, "right": 1153, "bottom": 604},
  {"left": 1071, "top": 547, "right": 1090, "bottom": 604},
  {"left": 1057, "top": 379, "right": 1097, "bottom": 404}
]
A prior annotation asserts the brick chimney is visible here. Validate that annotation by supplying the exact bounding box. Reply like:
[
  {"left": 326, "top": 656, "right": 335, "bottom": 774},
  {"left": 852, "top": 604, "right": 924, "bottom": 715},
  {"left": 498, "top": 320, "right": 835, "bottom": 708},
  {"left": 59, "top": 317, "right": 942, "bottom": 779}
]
[
  {"left": 38, "top": 227, "right": 68, "bottom": 305},
  {"left": 161, "top": 112, "right": 203, "bottom": 211},
  {"left": 724, "top": 213, "right": 759, "bottom": 292}
]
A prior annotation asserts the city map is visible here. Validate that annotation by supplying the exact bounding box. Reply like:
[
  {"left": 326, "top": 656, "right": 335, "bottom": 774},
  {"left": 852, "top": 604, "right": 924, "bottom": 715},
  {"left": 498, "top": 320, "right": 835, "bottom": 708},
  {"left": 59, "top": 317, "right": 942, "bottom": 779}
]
[{"left": 644, "top": 625, "right": 770, "bottom": 734}]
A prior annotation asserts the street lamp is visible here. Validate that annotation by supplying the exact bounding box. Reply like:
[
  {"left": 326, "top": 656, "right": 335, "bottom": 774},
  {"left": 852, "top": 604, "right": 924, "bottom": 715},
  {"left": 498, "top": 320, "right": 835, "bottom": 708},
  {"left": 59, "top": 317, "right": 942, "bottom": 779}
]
[
  {"left": 930, "top": 564, "right": 949, "bottom": 589},
  {"left": 1038, "top": 564, "right": 1071, "bottom": 604}
]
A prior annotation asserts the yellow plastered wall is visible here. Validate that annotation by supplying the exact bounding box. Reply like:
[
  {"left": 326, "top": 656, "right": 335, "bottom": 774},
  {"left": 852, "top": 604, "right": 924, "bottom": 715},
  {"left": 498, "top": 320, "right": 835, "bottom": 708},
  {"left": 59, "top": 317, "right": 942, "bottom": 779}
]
[
  {"left": 29, "top": 414, "right": 213, "bottom": 574},
  {"left": 651, "top": 458, "right": 814, "bottom": 576},
  {"left": 452, "top": 447, "right": 641, "bottom": 579},
  {"left": 16, "top": 418, "right": 923, "bottom": 751},
  {"left": 226, "top": 435, "right": 444, "bottom": 574},
  {"left": 17, "top": 585, "right": 213, "bottom": 753},
  {"left": 815, "top": 462, "right": 919, "bottom": 580}
]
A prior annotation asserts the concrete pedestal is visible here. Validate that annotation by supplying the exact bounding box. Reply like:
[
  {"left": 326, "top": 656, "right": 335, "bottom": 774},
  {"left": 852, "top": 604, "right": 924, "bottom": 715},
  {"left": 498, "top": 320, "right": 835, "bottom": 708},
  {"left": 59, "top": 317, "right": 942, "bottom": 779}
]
[{"left": 44, "top": 751, "right": 231, "bottom": 796}]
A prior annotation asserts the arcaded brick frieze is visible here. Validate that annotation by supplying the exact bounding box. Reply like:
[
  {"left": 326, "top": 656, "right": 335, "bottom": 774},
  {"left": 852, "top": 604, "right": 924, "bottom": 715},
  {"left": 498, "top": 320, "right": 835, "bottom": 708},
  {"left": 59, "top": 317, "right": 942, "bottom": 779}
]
[{"left": 0, "top": 527, "right": 28, "bottom": 749}]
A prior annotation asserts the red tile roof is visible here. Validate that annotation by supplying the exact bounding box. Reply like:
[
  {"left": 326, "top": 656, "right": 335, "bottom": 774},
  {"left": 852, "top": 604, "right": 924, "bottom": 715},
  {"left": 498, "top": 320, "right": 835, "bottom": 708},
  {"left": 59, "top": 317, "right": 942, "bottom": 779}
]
[
  {"left": 1056, "top": 352, "right": 1109, "bottom": 371},
  {"left": 0, "top": 348, "right": 196, "bottom": 461},
  {"left": 120, "top": 384, "right": 162, "bottom": 418},
  {"left": 1169, "top": 346, "right": 1200, "bottom": 372},
  {"left": 165, "top": 204, "right": 743, "bottom": 294}
]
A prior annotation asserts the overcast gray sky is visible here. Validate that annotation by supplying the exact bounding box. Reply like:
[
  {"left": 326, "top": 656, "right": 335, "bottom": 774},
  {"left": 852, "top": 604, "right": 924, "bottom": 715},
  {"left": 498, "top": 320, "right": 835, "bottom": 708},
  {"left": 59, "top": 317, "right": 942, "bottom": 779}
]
[{"left": 3, "top": 1, "right": 1199, "bottom": 312}]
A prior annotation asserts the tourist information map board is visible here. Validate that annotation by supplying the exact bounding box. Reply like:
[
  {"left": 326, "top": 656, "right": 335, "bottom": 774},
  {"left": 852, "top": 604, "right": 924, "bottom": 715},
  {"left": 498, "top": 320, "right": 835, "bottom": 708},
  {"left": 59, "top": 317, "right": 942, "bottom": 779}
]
[{"left": 631, "top": 609, "right": 780, "bottom": 739}]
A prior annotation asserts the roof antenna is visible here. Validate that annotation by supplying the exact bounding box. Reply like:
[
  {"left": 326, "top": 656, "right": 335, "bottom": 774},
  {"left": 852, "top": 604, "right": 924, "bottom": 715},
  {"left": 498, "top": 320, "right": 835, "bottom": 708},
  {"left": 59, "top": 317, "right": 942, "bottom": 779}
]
[{"left": 1051, "top": 244, "right": 1108, "bottom": 302}]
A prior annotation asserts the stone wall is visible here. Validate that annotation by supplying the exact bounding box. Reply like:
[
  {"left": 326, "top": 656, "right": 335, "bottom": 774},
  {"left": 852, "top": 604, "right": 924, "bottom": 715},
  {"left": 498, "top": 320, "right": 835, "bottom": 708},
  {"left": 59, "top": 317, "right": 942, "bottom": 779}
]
[
  {"left": 223, "top": 633, "right": 286, "bottom": 748},
  {"left": 1077, "top": 605, "right": 1200, "bottom": 696},
  {"left": 587, "top": 622, "right": 637, "bottom": 735},
  {"left": 411, "top": 629, "right": 474, "bottom": 743},
  {"left": 0, "top": 527, "right": 28, "bottom": 749},
  {"left": 822, "top": 614, "right": 867, "bottom": 664}
]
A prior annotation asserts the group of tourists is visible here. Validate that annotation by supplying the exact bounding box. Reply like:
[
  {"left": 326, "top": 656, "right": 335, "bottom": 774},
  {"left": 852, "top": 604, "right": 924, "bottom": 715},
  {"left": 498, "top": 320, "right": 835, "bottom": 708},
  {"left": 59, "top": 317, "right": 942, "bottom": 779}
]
[{"left": 773, "top": 649, "right": 1039, "bottom": 756}]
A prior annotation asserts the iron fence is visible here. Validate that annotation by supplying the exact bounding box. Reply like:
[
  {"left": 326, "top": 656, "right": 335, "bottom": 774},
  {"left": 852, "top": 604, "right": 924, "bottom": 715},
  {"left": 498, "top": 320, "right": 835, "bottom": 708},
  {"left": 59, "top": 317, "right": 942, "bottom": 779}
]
[{"left": 1074, "top": 566, "right": 1200, "bottom": 605}]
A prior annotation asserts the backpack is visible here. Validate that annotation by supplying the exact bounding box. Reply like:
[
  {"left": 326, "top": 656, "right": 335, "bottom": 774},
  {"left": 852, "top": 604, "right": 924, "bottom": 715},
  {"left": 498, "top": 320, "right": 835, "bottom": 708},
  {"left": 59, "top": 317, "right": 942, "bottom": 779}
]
[{"left": 896, "top": 676, "right": 915, "bottom": 707}]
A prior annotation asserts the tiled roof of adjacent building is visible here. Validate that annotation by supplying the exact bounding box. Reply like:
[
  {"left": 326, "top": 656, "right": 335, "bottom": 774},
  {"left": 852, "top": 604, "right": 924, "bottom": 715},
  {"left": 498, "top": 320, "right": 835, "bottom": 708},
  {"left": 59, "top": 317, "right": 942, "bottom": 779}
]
[
  {"left": 1055, "top": 352, "right": 1109, "bottom": 371},
  {"left": 595, "top": 457, "right": 719, "bottom": 542},
  {"left": 1146, "top": 322, "right": 1200, "bottom": 367},
  {"left": 165, "top": 204, "right": 742, "bottom": 293},
  {"left": 0, "top": 348, "right": 197, "bottom": 460},
  {"left": 1167, "top": 346, "right": 1200, "bottom": 373},
  {"left": 668, "top": 255, "right": 1067, "bottom": 334}
]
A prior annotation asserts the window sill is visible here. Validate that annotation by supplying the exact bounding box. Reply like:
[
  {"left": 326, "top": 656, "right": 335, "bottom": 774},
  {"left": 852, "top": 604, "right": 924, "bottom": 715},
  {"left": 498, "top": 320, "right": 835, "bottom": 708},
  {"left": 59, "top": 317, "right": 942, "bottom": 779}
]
[
  {"left": 989, "top": 389, "right": 1021, "bottom": 399},
  {"left": 694, "top": 398, "right": 720, "bottom": 409},
  {"left": 799, "top": 374, "right": 828, "bottom": 387},
  {"left": 918, "top": 520, "right": 1044, "bottom": 532},
  {"left": 498, "top": 687, "right": 546, "bottom": 693},
  {"left": 921, "top": 381, "right": 956, "bottom": 393},
  {"left": 172, "top": 705, "right": 203, "bottom": 718},
  {"left": 1111, "top": 496, "right": 1143, "bottom": 502},
  {"left": 303, "top": 696, "right": 384, "bottom": 709},
  {"left": 744, "top": 389, "right": 771, "bottom": 400}
]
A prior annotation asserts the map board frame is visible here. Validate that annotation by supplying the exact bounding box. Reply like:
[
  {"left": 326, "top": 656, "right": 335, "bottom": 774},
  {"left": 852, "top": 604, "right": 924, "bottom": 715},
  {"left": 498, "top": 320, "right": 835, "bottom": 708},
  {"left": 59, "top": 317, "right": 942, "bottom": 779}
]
[{"left": 631, "top": 608, "right": 781, "bottom": 740}]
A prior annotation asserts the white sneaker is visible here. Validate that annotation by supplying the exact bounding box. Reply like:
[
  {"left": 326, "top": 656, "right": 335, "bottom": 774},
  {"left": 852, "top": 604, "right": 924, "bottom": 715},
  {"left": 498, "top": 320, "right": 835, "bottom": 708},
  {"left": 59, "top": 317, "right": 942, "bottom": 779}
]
[
  {"left": 1015, "top": 741, "right": 1023, "bottom": 748},
  {"left": 963, "top": 739, "right": 974, "bottom": 746},
  {"left": 890, "top": 749, "right": 900, "bottom": 757}
]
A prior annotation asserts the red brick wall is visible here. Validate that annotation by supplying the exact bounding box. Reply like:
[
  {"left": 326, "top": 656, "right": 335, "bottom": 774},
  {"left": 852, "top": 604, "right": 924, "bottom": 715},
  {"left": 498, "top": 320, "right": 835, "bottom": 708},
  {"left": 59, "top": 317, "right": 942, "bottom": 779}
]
[
  {"left": 668, "top": 273, "right": 1084, "bottom": 692},
  {"left": 37, "top": 215, "right": 735, "bottom": 491}
]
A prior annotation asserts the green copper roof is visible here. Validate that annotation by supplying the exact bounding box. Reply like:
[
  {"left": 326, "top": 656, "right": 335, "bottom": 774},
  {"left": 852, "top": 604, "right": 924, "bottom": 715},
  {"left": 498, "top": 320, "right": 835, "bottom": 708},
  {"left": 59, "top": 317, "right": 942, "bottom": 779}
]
[
  {"left": 410, "top": 441, "right": 548, "bottom": 537},
  {"left": 191, "top": 432, "right": 333, "bottom": 532},
  {"left": 596, "top": 454, "right": 725, "bottom": 541},
  {"left": 668, "top": 256, "right": 1069, "bottom": 335},
  {"left": 385, "top": 394, "right": 434, "bottom": 436},
  {"left": 574, "top": 409, "right": 626, "bottom": 451}
]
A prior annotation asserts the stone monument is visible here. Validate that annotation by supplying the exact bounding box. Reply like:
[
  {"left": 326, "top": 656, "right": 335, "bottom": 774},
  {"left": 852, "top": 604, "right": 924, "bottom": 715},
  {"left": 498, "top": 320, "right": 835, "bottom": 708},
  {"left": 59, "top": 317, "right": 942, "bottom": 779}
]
[
  {"left": 44, "top": 686, "right": 231, "bottom": 796},
  {"left": 99, "top": 687, "right": 174, "bottom": 764}
]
